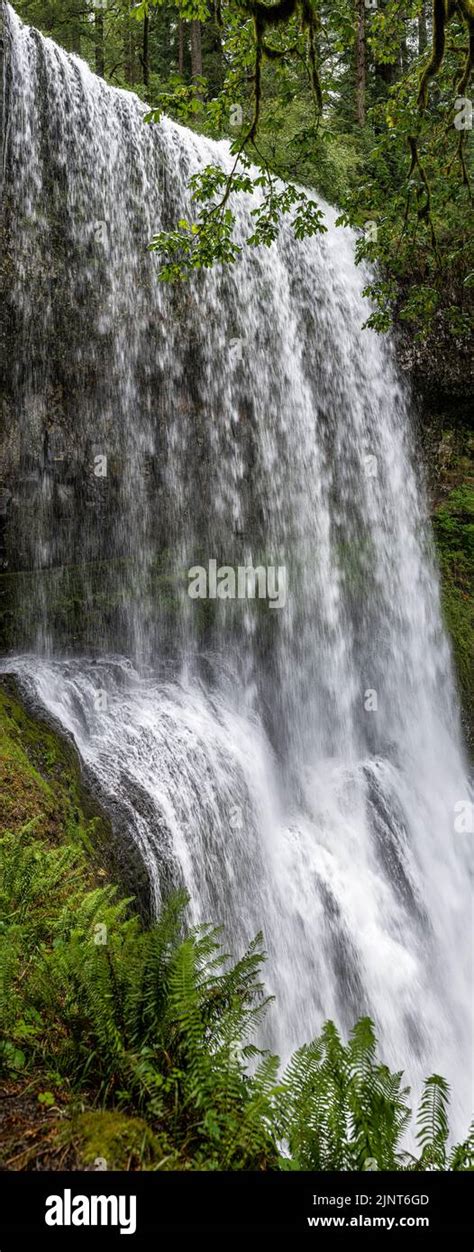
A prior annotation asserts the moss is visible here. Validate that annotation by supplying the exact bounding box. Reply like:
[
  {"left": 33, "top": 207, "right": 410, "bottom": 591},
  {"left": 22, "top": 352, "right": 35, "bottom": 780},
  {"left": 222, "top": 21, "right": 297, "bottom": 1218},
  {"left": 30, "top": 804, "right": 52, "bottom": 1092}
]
[
  {"left": 0, "top": 680, "right": 100, "bottom": 848},
  {"left": 0, "top": 675, "right": 152, "bottom": 917},
  {"left": 0, "top": 686, "right": 81, "bottom": 842},
  {"left": 68, "top": 1110, "right": 168, "bottom": 1170},
  {"left": 433, "top": 482, "right": 474, "bottom": 753}
]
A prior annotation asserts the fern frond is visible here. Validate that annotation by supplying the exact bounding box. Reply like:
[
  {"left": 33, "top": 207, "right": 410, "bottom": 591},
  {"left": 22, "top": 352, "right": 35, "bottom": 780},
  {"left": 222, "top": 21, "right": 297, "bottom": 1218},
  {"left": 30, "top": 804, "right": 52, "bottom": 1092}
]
[{"left": 416, "top": 1074, "right": 450, "bottom": 1168}]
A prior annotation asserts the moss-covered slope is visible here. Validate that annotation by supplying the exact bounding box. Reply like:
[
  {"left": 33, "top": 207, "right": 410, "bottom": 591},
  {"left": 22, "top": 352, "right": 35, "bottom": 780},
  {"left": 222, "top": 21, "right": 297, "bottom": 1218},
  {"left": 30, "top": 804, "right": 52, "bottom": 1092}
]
[{"left": 433, "top": 482, "right": 474, "bottom": 756}]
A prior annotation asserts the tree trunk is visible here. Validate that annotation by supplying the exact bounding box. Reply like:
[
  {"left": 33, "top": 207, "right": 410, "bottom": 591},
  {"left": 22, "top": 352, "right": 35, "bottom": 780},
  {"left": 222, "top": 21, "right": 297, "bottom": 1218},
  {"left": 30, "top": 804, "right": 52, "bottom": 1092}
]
[
  {"left": 143, "top": 13, "right": 149, "bottom": 86},
  {"left": 94, "top": 10, "right": 105, "bottom": 79},
  {"left": 190, "top": 19, "right": 203, "bottom": 82},
  {"left": 418, "top": 1, "right": 428, "bottom": 54},
  {"left": 355, "top": 0, "right": 366, "bottom": 126},
  {"left": 178, "top": 19, "right": 185, "bottom": 75},
  {"left": 124, "top": 23, "right": 135, "bottom": 82}
]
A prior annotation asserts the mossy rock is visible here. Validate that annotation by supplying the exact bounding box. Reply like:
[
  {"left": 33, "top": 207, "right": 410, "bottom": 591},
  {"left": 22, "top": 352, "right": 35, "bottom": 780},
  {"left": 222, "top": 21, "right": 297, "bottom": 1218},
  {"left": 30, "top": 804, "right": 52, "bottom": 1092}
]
[
  {"left": 0, "top": 681, "right": 91, "bottom": 844},
  {"left": 0, "top": 678, "right": 151, "bottom": 913},
  {"left": 70, "top": 1110, "right": 170, "bottom": 1170}
]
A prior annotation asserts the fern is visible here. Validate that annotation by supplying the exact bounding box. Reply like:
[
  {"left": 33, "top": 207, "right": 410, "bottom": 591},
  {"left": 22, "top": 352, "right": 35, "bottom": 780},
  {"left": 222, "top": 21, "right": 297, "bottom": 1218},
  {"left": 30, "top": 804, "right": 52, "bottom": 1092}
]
[
  {"left": 416, "top": 1075, "right": 450, "bottom": 1168},
  {"left": 449, "top": 1120, "right": 474, "bottom": 1171},
  {"left": 1, "top": 827, "right": 472, "bottom": 1171}
]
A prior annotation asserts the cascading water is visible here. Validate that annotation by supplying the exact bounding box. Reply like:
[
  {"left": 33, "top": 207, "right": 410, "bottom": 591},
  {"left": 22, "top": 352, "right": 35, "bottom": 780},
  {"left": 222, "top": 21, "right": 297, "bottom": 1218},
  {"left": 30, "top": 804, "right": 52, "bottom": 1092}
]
[{"left": 1, "top": 4, "right": 471, "bottom": 1130}]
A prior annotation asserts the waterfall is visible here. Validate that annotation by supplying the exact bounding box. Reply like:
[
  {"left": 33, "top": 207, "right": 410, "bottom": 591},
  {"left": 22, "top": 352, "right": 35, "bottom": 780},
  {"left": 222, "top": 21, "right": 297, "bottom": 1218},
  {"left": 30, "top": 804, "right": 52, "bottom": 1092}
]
[{"left": 1, "top": 4, "right": 471, "bottom": 1130}]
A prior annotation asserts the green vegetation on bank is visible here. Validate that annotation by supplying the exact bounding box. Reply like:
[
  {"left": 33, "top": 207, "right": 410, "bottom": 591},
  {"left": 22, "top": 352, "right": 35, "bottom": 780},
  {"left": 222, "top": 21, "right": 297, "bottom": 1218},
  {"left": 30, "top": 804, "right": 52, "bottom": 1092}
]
[
  {"left": 0, "top": 691, "right": 473, "bottom": 1171},
  {"left": 0, "top": 681, "right": 100, "bottom": 845},
  {"left": 433, "top": 481, "right": 474, "bottom": 748}
]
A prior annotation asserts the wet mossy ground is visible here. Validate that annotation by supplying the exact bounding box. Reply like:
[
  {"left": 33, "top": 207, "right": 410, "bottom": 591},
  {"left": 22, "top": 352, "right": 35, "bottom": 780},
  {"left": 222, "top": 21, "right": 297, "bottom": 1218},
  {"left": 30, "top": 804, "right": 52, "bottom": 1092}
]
[
  {"left": 0, "top": 673, "right": 153, "bottom": 911},
  {"left": 0, "top": 1090, "right": 168, "bottom": 1170},
  {"left": 0, "top": 684, "right": 164, "bottom": 1170},
  {"left": 0, "top": 679, "right": 99, "bottom": 846},
  {"left": 64, "top": 1110, "right": 166, "bottom": 1171}
]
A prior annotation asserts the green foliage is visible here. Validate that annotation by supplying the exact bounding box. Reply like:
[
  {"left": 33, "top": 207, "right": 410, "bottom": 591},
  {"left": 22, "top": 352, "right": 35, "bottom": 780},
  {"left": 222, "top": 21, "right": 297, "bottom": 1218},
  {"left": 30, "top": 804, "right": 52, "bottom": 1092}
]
[
  {"left": 433, "top": 483, "right": 474, "bottom": 730},
  {"left": 148, "top": 160, "right": 326, "bottom": 277},
  {"left": 0, "top": 680, "right": 106, "bottom": 851},
  {"left": 416, "top": 1073, "right": 450, "bottom": 1167},
  {"left": 1, "top": 825, "right": 472, "bottom": 1171},
  {"left": 0, "top": 827, "right": 279, "bottom": 1168},
  {"left": 339, "top": 49, "right": 473, "bottom": 338},
  {"left": 279, "top": 1018, "right": 411, "bottom": 1171},
  {"left": 136, "top": 0, "right": 473, "bottom": 325}
]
